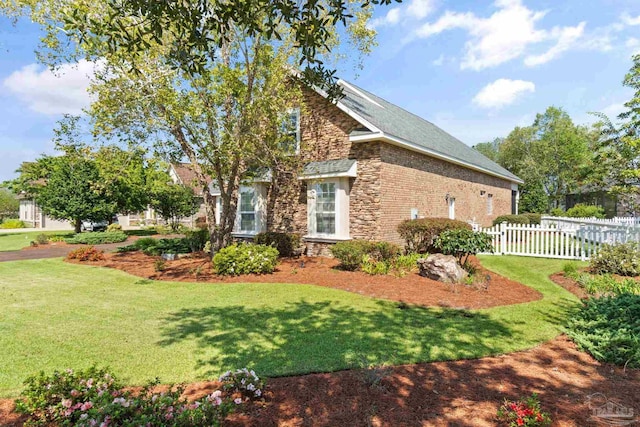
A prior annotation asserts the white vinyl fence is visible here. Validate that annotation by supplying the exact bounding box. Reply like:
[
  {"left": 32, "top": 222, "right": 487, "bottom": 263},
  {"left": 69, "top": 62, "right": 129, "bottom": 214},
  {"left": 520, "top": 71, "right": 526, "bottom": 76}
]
[{"left": 477, "top": 220, "right": 640, "bottom": 260}]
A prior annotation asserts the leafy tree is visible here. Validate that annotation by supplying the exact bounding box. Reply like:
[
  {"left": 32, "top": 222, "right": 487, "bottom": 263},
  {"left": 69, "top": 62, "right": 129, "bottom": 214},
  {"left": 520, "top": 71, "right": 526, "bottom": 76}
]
[
  {"left": 1, "top": 0, "right": 396, "bottom": 97},
  {"left": 16, "top": 151, "right": 113, "bottom": 233},
  {"left": 149, "top": 180, "right": 199, "bottom": 231},
  {"left": 473, "top": 138, "right": 503, "bottom": 162},
  {"left": 497, "top": 107, "right": 593, "bottom": 212},
  {"left": 589, "top": 54, "right": 640, "bottom": 212},
  {"left": 0, "top": 187, "right": 19, "bottom": 221}
]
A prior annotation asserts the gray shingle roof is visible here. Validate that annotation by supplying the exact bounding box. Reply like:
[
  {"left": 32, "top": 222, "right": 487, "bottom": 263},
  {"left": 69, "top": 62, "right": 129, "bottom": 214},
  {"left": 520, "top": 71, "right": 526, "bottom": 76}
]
[
  {"left": 337, "top": 80, "right": 522, "bottom": 183},
  {"left": 302, "top": 159, "right": 357, "bottom": 177}
]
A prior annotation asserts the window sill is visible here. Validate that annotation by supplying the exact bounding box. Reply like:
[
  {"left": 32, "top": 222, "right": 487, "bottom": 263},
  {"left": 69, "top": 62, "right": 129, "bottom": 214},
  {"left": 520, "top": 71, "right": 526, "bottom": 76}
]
[
  {"left": 232, "top": 232, "right": 258, "bottom": 239},
  {"left": 303, "top": 235, "right": 351, "bottom": 243}
]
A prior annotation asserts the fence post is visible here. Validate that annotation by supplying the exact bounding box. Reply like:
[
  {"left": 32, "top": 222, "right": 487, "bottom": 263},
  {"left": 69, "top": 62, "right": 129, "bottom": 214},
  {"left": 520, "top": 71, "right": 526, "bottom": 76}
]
[
  {"left": 579, "top": 223, "right": 586, "bottom": 261},
  {"left": 500, "top": 221, "right": 507, "bottom": 255}
]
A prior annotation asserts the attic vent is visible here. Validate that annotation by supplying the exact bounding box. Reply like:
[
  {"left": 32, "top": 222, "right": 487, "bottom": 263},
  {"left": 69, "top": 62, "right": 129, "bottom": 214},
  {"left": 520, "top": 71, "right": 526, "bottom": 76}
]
[{"left": 338, "top": 80, "right": 384, "bottom": 109}]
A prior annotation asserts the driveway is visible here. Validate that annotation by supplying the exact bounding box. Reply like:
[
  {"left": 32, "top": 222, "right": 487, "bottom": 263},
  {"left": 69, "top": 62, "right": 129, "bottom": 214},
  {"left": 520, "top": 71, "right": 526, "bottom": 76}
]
[{"left": 0, "top": 241, "right": 132, "bottom": 262}]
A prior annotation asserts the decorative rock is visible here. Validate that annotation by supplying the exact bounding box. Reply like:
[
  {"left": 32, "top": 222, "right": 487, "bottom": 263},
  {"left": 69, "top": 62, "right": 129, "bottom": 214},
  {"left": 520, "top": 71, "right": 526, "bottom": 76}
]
[{"left": 417, "top": 253, "right": 468, "bottom": 283}]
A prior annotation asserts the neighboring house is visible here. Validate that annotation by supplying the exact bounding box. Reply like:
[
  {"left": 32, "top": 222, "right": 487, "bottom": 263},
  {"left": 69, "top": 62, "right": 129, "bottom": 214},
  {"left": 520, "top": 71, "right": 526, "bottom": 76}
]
[
  {"left": 192, "top": 80, "right": 523, "bottom": 255},
  {"left": 566, "top": 188, "right": 640, "bottom": 218},
  {"left": 18, "top": 193, "right": 74, "bottom": 230}
]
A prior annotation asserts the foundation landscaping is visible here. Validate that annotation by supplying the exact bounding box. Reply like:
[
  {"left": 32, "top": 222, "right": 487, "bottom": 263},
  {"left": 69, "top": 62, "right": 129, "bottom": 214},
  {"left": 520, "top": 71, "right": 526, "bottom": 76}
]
[{"left": 0, "top": 220, "right": 638, "bottom": 426}]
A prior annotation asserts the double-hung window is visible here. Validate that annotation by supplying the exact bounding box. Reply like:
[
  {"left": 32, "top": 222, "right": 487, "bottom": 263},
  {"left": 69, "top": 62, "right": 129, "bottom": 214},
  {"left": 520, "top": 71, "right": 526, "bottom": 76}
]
[
  {"left": 315, "top": 182, "right": 336, "bottom": 235},
  {"left": 239, "top": 189, "right": 256, "bottom": 232}
]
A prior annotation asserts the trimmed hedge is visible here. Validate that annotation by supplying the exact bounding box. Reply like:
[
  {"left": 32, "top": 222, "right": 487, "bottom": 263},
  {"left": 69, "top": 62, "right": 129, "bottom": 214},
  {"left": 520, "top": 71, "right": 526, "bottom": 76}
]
[
  {"left": 492, "top": 214, "right": 530, "bottom": 226},
  {"left": 213, "top": 243, "right": 279, "bottom": 275},
  {"left": 0, "top": 218, "right": 26, "bottom": 229},
  {"left": 397, "top": 218, "right": 471, "bottom": 254},
  {"left": 254, "top": 232, "right": 301, "bottom": 258},
  {"left": 566, "top": 203, "right": 606, "bottom": 219},
  {"left": 330, "top": 240, "right": 403, "bottom": 271},
  {"left": 65, "top": 231, "right": 128, "bottom": 245},
  {"left": 521, "top": 213, "right": 541, "bottom": 225}
]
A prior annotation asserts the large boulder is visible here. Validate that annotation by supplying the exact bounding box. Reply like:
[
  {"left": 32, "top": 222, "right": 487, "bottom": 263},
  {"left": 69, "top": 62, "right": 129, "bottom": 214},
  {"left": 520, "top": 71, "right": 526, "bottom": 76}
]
[{"left": 418, "top": 254, "right": 468, "bottom": 283}]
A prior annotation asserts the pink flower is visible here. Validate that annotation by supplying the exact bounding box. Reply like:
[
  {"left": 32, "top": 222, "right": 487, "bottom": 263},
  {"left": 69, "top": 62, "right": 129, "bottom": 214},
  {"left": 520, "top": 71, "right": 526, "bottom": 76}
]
[
  {"left": 86, "top": 378, "right": 94, "bottom": 388},
  {"left": 71, "top": 390, "right": 81, "bottom": 397},
  {"left": 81, "top": 401, "right": 93, "bottom": 411},
  {"left": 234, "top": 398, "right": 243, "bottom": 405},
  {"left": 61, "top": 399, "right": 73, "bottom": 408}
]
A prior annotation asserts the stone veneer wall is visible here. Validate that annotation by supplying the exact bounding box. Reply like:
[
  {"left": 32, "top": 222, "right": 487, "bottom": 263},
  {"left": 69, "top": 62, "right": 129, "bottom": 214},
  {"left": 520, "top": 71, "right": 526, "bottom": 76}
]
[
  {"left": 378, "top": 143, "right": 513, "bottom": 245},
  {"left": 267, "top": 88, "right": 384, "bottom": 255}
]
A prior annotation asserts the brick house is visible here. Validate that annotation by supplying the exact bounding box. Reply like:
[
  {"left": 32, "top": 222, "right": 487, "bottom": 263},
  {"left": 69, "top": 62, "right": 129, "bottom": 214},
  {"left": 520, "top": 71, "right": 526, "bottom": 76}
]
[{"left": 184, "top": 80, "right": 522, "bottom": 255}]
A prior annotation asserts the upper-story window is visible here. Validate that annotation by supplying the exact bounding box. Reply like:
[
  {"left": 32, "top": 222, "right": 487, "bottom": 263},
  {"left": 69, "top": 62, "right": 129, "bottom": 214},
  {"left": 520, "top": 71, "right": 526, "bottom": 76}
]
[{"left": 281, "top": 108, "right": 300, "bottom": 154}]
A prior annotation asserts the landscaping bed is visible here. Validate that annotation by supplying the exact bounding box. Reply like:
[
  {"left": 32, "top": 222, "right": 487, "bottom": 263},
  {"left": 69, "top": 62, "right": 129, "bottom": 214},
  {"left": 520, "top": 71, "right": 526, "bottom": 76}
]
[
  {"left": 69, "top": 252, "right": 542, "bottom": 309},
  {"left": 2, "top": 335, "right": 638, "bottom": 427}
]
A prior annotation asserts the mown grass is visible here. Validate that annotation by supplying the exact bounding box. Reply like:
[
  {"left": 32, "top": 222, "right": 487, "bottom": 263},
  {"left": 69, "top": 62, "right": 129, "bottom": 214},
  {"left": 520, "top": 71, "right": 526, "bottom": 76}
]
[
  {"left": 0, "top": 231, "right": 74, "bottom": 252},
  {"left": 0, "top": 256, "right": 581, "bottom": 397}
]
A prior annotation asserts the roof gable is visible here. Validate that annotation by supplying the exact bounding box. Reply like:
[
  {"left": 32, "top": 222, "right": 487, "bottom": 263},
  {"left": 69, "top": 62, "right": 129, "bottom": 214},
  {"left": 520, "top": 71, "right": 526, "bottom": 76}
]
[{"left": 332, "top": 80, "right": 522, "bottom": 184}]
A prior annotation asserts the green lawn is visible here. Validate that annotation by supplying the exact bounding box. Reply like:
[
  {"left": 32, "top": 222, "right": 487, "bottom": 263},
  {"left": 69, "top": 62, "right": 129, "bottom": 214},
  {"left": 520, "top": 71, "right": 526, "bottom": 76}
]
[
  {"left": 0, "top": 231, "right": 74, "bottom": 252},
  {"left": 0, "top": 256, "right": 582, "bottom": 397}
]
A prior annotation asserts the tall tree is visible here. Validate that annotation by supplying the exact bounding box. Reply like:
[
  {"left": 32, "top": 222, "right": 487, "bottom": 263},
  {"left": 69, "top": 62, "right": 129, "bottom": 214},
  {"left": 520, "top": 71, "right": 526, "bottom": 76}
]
[
  {"left": 473, "top": 138, "right": 503, "bottom": 162},
  {"left": 0, "top": 187, "right": 19, "bottom": 222}
]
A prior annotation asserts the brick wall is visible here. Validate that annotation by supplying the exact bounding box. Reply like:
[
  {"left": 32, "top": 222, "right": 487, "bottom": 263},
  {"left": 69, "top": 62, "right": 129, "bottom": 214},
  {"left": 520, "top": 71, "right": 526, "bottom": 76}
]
[
  {"left": 268, "top": 88, "right": 384, "bottom": 247},
  {"left": 378, "top": 143, "right": 513, "bottom": 244}
]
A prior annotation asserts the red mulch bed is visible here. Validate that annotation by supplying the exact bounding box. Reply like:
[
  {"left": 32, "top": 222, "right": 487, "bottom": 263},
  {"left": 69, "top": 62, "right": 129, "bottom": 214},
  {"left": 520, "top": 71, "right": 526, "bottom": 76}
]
[
  {"left": 2, "top": 335, "right": 638, "bottom": 427},
  {"left": 68, "top": 252, "right": 541, "bottom": 309},
  {"left": 3, "top": 257, "right": 638, "bottom": 426}
]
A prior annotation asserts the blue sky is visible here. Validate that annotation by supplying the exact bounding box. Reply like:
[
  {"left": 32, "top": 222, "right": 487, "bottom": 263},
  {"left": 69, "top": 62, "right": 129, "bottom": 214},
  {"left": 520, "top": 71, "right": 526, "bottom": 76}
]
[{"left": 1, "top": 0, "right": 639, "bottom": 182}]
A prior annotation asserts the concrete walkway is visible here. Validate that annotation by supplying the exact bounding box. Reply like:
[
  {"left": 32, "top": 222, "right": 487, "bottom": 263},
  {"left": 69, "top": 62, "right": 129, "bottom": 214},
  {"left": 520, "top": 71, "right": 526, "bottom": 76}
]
[{"left": 0, "top": 241, "right": 132, "bottom": 262}]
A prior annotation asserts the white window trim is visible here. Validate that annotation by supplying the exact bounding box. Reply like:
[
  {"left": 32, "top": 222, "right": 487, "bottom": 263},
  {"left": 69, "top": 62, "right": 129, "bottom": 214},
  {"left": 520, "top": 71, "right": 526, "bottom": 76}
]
[
  {"left": 448, "top": 197, "right": 456, "bottom": 220},
  {"left": 305, "top": 178, "right": 350, "bottom": 240},
  {"left": 233, "top": 184, "right": 267, "bottom": 235}
]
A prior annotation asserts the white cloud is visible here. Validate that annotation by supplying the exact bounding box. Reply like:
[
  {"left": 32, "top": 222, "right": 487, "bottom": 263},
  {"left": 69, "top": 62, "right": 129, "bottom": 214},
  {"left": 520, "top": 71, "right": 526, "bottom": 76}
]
[
  {"left": 627, "top": 37, "right": 640, "bottom": 55},
  {"left": 412, "top": 0, "right": 602, "bottom": 70},
  {"left": 2, "top": 60, "right": 100, "bottom": 115},
  {"left": 472, "top": 78, "right": 535, "bottom": 109},
  {"left": 432, "top": 54, "right": 445, "bottom": 66},
  {"left": 601, "top": 102, "right": 626, "bottom": 118},
  {"left": 369, "top": 0, "right": 435, "bottom": 29},
  {"left": 524, "top": 22, "right": 586, "bottom": 66},
  {"left": 621, "top": 13, "right": 640, "bottom": 26}
]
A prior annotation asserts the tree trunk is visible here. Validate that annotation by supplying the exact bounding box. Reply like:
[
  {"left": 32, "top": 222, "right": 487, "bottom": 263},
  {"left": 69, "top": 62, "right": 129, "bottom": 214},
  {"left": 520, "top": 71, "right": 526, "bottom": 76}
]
[{"left": 74, "top": 218, "right": 82, "bottom": 234}]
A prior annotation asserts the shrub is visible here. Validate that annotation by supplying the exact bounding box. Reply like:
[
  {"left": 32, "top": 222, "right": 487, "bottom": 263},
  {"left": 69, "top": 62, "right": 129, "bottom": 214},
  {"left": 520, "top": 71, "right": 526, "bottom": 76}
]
[
  {"left": 434, "top": 229, "right": 493, "bottom": 266},
  {"left": 566, "top": 203, "right": 605, "bottom": 219},
  {"left": 106, "top": 223, "right": 122, "bottom": 232},
  {"left": 369, "top": 241, "right": 402, "bottom": 262},
  {"left": 154, "top": 259, "right": 167, "bottom": 272},
  {"left": 0, "top": 218, "right": 26, "bottom": 229},
  {"left": 213, "top": 243, "right": 279, "bottom": 275},
  {"left": 521, "top": 213, "right": 541, "bottom": 225},
  {"left": 219, "top": 368, "right": 265, "bottom": 401},
  {"left": 496, "top": 393, "right": 552, "bottom": 427},
  {"left": 254, "top": 232, "right": 302, "bottom": 258},
  {"left": 562, "top": 262, "right": 579, "bottom": 278},
  {"left": 566, "top": 294, "right": 640, "bottom": 367},
  {"left": 492, "top": 215, "right": 530, "bottom": 226},
  {"left": 589, "top": 242, "right": 640, "bottom": 277},
  {"left": 576, "top": 274, "right": 640, "bottom": 296},
  {"left": 184, "top": 228, "right": 209, "bottom": 252},
  {"left": 361, "top": 254, "right": 390, "bottom": 275},
  {"left": 35, "top": 234, "right": 49, "bottom": 245},
  {"left": 16, "top": 367, "right": 236, "bottom": 427},
  {"left": 143, "top": 238, "right": 191, "bottom": 256},
  {"left": 397, "top": 218, "right": 471, "bottom": 254},
  {"left": 66, "top": 246, "right": 105, "bottom": 262},
  {"left": 330, "top": 240, "right": 375, "bottom": 271},
  {"left": 65, "top": 231, "right": 128, "bottom": 245},
  {"left": 134, "top": 237, "right": 159, "bottom": 250},
  {"left": 549, "top": 208, "right": 565, "bottom": 217},
  {"left": 47, "top": 234, "right": 69, "bottom": 243},
  {"left": 390, "top": 253, "right": 422, "bottom": 277}
]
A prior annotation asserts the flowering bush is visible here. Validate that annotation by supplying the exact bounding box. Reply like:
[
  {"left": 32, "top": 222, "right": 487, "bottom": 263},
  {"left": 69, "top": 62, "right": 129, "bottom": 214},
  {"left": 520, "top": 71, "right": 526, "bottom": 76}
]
[
  {"left": 496, "top": 394, "right": 552, "bottom": 427},
  {"left": 212, "top": 243, "right": 279, "bottom": 276},
  {"left": 66, "top": 246, "right": 105, "bottom": 262},
  {"left": 17, "top": 367, "right": 237, "bottom": 427},
  {"left": 219, "top": 368, "right": 265, "bottom": 401}
]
